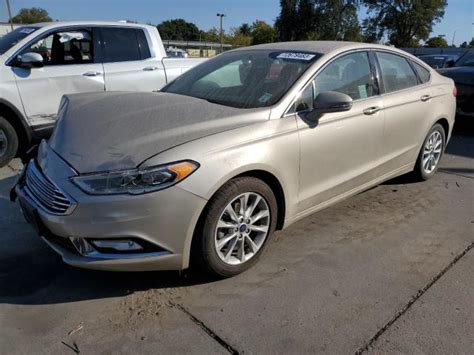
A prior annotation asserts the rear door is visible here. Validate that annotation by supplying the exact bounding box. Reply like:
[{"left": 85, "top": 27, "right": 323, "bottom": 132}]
[
  {"left": 12, "top": 27, "right": 104, "bottom": 129},
  {"left": 100, "top": 27, "right": 167, "bottom": 92},
  {"left": 375, "top": 51, "right": 434, "bottom": 172}
]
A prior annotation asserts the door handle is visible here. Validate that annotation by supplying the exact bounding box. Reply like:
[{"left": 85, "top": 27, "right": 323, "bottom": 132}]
[
  {"left": 420, "top": 94, "right": 432, "bottom": 102},
  {"left": 82, "top": 71, "right": 101, "bottom": 77},
  {"left": 143, "top": 66, "right": 159, "bottom": 71},
  {"left": 363, "top": 106, "right": 381, "bottom": 115}
]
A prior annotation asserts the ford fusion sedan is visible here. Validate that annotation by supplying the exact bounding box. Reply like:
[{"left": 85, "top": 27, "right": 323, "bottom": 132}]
[{"left": 12, "top": 41, "right": 456, "bottom": 277}]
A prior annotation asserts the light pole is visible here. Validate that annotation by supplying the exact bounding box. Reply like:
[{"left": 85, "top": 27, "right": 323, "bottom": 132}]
[
  {"left": 5, "top": 0, "right": 14, "bottom": 31},
  {"left": 451, "top": 29, "right": 457, "bottom": 46},
  {"left": 216, "top": 13, "right": 226, "bottom": 53}
]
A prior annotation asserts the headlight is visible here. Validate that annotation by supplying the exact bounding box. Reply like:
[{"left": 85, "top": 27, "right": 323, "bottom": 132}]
[{"left": 71, "top": 161, "right": 199, "bottom": 195}]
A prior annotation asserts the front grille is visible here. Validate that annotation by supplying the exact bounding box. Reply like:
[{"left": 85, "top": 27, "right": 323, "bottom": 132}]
[{"left": 24, "top": 161, "right": 74, "bottom": 215}]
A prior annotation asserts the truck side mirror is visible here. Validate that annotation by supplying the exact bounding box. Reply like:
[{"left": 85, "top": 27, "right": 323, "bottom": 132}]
[{"left": 14, "top": 52, "right": 44, "bottom": 68}]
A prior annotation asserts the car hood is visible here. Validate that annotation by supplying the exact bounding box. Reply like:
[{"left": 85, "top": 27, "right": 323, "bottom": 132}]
[
  {"left": 49, "top": 92, "right": 269, "bottom": 173},
  {"left": 437, "top": 66, "right": 474, "bottom": 86}
]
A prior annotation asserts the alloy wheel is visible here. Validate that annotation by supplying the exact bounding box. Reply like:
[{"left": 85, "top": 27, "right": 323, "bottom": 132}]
[
  {"left": 422, "top": 130, "right": 443, "bottom": 174},
  {"left": 214, "top": 192, "right": 270, "bottom": 265}
]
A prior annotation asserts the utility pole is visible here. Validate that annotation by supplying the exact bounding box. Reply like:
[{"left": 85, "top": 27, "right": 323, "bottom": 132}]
[
  {"left": 6, "top": 0, "right": 14, "bottom": 31},
  {"left": 216, "top": 13, "right": 226, "bottom": 53}
]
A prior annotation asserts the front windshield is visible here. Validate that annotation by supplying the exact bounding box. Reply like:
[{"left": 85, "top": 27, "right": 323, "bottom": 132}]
[
  {"left": 162, "top": 50, "right": 321, "bottom": 108},
  {"left": 455, "top": 50, "right": 474, "bottom": 67},
  {"left": 0, "top": 26, "right": 39, "bottom": 55}
]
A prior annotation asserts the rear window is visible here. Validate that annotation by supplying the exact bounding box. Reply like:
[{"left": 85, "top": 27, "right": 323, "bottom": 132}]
[
  {"left": 412, "top": 61, "right": 431, "bottom": 84},
  {"left": 377, "top": 52, "right": 418, "bottom": 93},
  {"left": 101, "top": 27, "right": 141, "bottom": 62},
  {"left": 137, "top": 29, "right": 151, "bottom": 59},
  {"left": 0, "top": 26, "right": 39, "bottom": 55}
]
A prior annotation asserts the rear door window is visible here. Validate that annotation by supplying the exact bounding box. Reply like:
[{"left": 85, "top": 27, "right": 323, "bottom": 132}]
[
  {"left": 101, "top": 27, "right": 141, "bottom": 62},
  {"left": 136, "top": 29, "right": 151, "bottom": 59},
  {"left": 376, "top": 52, "right": 418, "bottom": 93}
]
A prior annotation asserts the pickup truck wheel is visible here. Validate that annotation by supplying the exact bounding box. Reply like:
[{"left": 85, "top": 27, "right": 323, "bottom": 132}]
[
  {"left": 195, "top": 176, "right": 277, "bottom": 278},
  {"left": 0, "top": 116, "right": 19, "bottom": 168}
]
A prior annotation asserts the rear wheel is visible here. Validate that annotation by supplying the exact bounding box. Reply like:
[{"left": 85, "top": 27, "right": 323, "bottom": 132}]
[
  {"left": 0, "top": 116, "right": 19, "bottom": 168},
  {"left": 195, "top": 176, "right": 277, "bottom": 278},
  {"left": 414, "top": 123, "right": 445, "bottom": 180}
]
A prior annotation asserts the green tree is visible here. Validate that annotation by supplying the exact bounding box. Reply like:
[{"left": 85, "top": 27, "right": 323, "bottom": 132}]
[
  {"left": 362, "top": 0, "right": 447, "bottom": 47},
  {"left": 202, "top": 27, "right": 221, "bottom": 43},
  {"left": 157, "top": 19, "right": 201, "bottom": 41},
  {"left": 12, "top": 7, "right": 52, "bottom": 23},
  {"left": 425, "top": 36, "right": 448, "bottom": 48},
  {"left": 251, "top": 20, "right": 277, "bottom": 45},
  {"left": 238, "top": 23, "right": 252, "bottom": 36},
  {"left": 227, "top": 26, "right": 252, "bottom": 47},
  {"left": 469, "top": 38, "right": 474, "bottom": 48},
  {"left": 459, "top": 41, "right": 468, "bottom": 48},
  {"left": 275, "top": 0, "right": 299, "bottom": 41},
  {"left": 276, "top": 0, "right": 362, "bottom": 41}
]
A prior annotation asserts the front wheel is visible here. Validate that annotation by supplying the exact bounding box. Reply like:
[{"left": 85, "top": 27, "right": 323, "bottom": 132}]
[
  {"left": 414, "top": 123, "right": 446, "bottom": 180},
  {"left": 0, "top": 116, "right": 19, "bottom": 168},
  {"left": 195, "top": 176, "right": 277, "bottom": 278}
]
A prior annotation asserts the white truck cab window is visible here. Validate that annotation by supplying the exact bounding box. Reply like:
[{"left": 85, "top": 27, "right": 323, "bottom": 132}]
[{"left": 21, "top": 29, "right": 93, "bottom": 65}]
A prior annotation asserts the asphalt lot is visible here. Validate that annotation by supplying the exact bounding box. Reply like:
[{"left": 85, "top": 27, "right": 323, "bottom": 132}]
[{"left": 0, "top": 119, "right": 472, "bottom": 354}]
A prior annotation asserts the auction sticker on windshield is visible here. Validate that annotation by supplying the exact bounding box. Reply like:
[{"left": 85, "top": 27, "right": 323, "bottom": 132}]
[{"left": 276, "top": 52, "right": 316, "bottom": 61}]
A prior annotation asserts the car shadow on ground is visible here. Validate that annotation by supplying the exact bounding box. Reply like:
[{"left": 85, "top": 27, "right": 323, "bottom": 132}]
[{"left": 0, "top": 250, "right": 217, "bottom": 305}]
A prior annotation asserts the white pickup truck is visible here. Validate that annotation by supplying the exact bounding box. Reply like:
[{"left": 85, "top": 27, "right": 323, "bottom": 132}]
[{"left": 0, "top": 21, "right": 206, "bottom": 167}]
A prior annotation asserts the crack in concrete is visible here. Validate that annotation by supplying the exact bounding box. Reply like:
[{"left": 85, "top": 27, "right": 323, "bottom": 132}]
[
  {"left": 170, "top": 301, "right": 239, "bottom": 354},
  {"left": 355, "top": 241, "right": 474, "bottom": 354},
  {"left": 438, "top": 169, "right": 474, "bottom": 180}
]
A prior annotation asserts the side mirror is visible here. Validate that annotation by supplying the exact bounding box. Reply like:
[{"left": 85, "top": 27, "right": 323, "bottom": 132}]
[
  {"left": 306, "top": 91, "right": 353, "bottom": 121},
  {"left": 445, "top": 59, "right": 455, "bottom": 68},
  {"left": 14, "top": 52, "right": 44, "bottom": 68}
]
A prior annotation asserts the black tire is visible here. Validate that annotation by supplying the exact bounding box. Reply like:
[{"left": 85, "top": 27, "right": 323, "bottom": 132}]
[
  {"left": 414, "top": 123, "right": 446, "bottom": 181},
  {"left": 195, "top": 176, "right": 278, "bottom": 278},
  {"left": 0, "top": 116, "right": 19, "bottom": 168}
]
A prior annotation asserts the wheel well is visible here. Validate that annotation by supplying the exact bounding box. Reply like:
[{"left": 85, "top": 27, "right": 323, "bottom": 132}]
[
  {"left": 235, "top": 170, "right": 286, "bottom": 230},
  {"left": 435, "top": 118, "right": 449, "bottom": 138},
  {"left": 0, "top": 103, "right": 29, "bottom": 155}
]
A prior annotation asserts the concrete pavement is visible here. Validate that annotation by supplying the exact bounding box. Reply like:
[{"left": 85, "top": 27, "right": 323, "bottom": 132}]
[{"left": 0, "top": 123, "right": 472, "bottom": 354}]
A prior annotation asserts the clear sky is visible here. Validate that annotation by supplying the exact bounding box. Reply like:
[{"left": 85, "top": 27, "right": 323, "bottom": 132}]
[{"left": 1, "top": 0, "right": 472, "bottom": 45}]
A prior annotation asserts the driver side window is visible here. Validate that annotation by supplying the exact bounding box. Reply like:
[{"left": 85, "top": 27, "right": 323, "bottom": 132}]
[
  {"left": 21, "top": 29, "right": 94, "bottom": 66},
  {"left": 292, "top": 51, "right": 376, "bottom": 114},
  {"left": 314, "top": 51, "right": 375, "bottom": 100}
]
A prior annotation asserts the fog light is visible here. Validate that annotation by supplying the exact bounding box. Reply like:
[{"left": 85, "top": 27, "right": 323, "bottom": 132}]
[
  {"left": 90, "top": 240, "right": 144, "bottom": 252},
  {"left": 70, "top": 237, "right": 95, "bottom": 255}
]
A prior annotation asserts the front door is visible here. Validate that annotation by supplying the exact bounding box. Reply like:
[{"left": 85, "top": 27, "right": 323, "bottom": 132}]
[
  {"left": 295, "top": 51, "right": 385, "bottom": 212},
  {"left": 12, "top": 27, "right": 104, "bottom": 129}
]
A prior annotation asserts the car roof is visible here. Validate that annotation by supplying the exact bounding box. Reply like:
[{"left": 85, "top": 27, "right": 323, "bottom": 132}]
[
  {"left": 231, "top": 41, "right": 399, "bottom": 55},
  {"left": 19, "top": 20, "right": 152, "bottom": 29}
]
